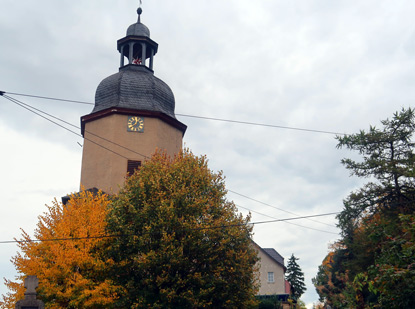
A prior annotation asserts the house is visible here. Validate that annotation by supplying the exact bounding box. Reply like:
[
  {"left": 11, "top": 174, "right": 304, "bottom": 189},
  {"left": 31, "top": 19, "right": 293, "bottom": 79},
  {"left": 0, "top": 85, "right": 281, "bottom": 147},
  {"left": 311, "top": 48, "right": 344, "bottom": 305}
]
[{"left": 252, "top": 241, "right": 290, "bottom": 300}]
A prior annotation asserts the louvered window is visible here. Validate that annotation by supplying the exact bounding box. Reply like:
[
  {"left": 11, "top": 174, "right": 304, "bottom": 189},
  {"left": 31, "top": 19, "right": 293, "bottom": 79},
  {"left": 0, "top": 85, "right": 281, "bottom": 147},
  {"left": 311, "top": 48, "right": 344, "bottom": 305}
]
[{"left": 127, "top": 160, "right": 141, "bottom": 176}]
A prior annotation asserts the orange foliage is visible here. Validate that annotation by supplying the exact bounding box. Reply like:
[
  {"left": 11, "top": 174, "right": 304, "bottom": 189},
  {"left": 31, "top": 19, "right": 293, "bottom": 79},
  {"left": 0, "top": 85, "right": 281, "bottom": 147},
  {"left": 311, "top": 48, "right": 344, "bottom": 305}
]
[{"left": 0, "top": 190, "right": 120, "bottom": 309}]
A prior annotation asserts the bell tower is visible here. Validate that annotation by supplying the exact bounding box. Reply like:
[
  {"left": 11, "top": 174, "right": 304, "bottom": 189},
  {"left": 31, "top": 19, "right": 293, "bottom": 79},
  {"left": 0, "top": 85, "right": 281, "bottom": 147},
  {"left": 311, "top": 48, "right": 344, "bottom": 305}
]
[{"left": 80, "top": 7, "right": 186, "bottom": 194}]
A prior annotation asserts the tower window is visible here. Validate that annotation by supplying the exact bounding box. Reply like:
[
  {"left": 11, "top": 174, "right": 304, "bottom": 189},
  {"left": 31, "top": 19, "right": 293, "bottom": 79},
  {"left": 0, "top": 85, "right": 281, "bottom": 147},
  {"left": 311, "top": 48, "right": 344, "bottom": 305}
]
[{"left": 127, "top": 160, "right": 141, "bottom": 176}]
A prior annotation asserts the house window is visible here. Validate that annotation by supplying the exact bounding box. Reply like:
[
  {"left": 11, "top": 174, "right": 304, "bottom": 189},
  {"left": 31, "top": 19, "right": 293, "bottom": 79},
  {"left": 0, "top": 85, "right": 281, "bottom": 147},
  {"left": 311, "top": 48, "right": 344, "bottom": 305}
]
[
  {"left": 127, "top": 160, "right": 141, "bottom": 176},
  {"left": 268, "top": 272, "right": 275, "bottom": 283}
]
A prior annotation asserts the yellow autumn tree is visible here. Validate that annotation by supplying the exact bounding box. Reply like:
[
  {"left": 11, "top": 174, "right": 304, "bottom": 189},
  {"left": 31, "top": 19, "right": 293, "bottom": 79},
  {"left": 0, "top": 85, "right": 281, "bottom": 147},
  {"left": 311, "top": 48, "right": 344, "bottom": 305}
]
[{"left": 0, "top": 190, "right": 121, "bottom": 309}]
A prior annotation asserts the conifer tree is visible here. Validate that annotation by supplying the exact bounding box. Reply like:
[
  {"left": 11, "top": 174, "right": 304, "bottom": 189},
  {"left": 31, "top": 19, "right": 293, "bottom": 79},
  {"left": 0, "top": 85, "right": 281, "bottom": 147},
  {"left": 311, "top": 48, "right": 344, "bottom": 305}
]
[
  {"left": 286, "top": 254, "right": 306, "bottom": 301},
  {"left": 313, "top": 108, "right": 415, "bottom": 308}
]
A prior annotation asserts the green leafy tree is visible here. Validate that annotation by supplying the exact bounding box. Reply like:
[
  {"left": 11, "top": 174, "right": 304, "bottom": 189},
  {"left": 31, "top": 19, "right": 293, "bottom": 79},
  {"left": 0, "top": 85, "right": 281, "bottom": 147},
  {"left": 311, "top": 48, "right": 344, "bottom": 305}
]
[
  {"left": 312, "top": 243, "right": 349, "bottom": 308},
  {"left": 296, "top": 299, "right": 307, "bottom": 309},
  {"left": 105, "top": 150, "right": 259, "bottom": 308},
  {"left": 286, "top": 254, "right": 306, "bottom": 301},
  {"left": 366, "top": 212, "right": 415, "bottom": 307},
  {"left": 313, "top": 108, "right": 415, "bottom": 308},
  {"left": 257, "top": 296, "right": 281, "bottom": 309}
]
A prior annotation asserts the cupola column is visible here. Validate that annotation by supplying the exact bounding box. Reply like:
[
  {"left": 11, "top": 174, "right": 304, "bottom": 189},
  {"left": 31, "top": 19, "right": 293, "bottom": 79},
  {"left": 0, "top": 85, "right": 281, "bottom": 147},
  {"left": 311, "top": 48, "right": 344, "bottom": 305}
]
[
  {"left": 149, "top": 50, "right": 154, "bottom": 70},
  {"left": 120, "top": 45, "right": 125, "bottom": 67},
  {"left": 141, "top": 43, "right": 147, "bottom": 66},
  {"left": 128, "top": 43, "right": 134, "bottom": 64}
]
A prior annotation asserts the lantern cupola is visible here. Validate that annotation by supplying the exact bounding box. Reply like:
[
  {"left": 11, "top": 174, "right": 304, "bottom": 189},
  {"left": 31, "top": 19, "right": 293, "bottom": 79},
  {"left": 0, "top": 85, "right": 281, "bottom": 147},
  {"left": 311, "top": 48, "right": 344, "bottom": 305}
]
[{"left": 117, "top": 7, "right": 158, "bottom": 70}]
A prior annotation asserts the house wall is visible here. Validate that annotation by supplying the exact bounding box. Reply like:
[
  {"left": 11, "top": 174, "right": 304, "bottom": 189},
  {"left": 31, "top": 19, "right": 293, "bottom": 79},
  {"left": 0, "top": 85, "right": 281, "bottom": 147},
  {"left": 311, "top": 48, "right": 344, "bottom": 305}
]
[
  {"left": 254, "top": 245, "right": 286, "bottom": 295},
  {"left": 80, "top": 113, "right": 183, "bottom": 193}
]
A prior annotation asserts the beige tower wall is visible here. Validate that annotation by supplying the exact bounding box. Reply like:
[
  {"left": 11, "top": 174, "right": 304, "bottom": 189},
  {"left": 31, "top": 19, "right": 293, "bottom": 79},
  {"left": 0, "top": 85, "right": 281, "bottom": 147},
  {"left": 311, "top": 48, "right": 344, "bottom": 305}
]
[{"left": 80, "top": 113, "right": 183, "bottom": 194}]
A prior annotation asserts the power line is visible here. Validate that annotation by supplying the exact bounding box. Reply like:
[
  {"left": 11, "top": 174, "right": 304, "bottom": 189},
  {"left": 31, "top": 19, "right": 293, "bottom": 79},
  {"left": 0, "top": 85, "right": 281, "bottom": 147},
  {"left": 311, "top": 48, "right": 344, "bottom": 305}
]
[
  {"left": 230, "top": 190, "right": 337, "bottom": 228},
  {"left": 3, "top": 91, "right": 94, "bottom": 105},
  {"left": 1, "top": 91, "right": 346, "bottom": 135},
  {"left": 2, "top": 94, "right": 130, "bottom": 160},
  {"left": 175, "top": 114, "right": 345, "bottom": 135},
  {"left": 253, "top": 212, "right": 339, "bottom": 226},
  {"left": 236, "top": 204, "right": 338, "bottom": 234},
  {"left": 0, "top": 212, "right": 339, "bottom": 244},
  {"left": 2, "top": 94, "right": 150, "bottom": 160},
  {"left": 1, "top": 93, "right": 339, "bottom": 234}
]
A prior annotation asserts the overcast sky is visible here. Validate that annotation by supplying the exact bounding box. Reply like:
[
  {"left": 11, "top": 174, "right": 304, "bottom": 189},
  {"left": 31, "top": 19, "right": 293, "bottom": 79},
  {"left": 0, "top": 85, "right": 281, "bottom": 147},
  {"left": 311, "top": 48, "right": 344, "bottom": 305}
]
[{"left": 1, "top": 1, "right": 415, "bottom": 307}]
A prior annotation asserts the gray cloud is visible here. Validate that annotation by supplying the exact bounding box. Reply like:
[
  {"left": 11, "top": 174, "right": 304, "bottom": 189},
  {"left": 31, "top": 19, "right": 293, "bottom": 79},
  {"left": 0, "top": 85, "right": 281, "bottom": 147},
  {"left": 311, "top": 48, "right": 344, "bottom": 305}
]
[{"left": 1, "top": 0, "right": 414, "bottom": 307}]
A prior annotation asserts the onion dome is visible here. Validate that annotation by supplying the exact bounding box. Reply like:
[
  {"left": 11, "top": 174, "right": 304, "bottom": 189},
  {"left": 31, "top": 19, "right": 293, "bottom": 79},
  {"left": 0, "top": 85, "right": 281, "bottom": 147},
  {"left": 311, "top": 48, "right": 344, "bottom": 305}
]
[
  {"left": 126, "top": 8, "right": 150, "bottom": 37},
  {"left": 93, "top": 65, "right": 176, "bottom": 118}
]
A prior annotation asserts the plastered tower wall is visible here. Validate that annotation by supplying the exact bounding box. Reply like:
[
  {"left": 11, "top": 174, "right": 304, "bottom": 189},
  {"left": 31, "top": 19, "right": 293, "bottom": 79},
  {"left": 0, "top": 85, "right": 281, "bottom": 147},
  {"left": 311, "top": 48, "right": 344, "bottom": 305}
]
[{"left": 80, "top": 114, "right": 183, "bottom": 193}]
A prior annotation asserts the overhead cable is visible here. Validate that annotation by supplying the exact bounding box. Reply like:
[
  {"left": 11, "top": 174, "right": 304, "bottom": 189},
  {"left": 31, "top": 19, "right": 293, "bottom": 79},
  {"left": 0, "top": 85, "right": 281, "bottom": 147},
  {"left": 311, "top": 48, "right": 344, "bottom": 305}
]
[
  {"left": 230, "top": 190, "right": 337, "bottom": 228},
  {"left": 0, "top": 212, "right": 339, "bottom": 244},
  {"left": 236, "top": 204, "right": 338, "bottom": 234},
  {"left": 1, "top": 91, "right": 345, "bottom": 135},
  {"left": 175, "top": 114, "right": 344, "bottom": 135},
  {"left": 1, "top": 93, "right": 339, "bottom": 234},
  {"left": 2, "top": 94, "right": 130, "bottom": 160},
  {"left": 2, "top": 94, "right": 150, "bottom": 160},
  {"left": 3, "top": 91, "right": 93, "bottom": 105}
]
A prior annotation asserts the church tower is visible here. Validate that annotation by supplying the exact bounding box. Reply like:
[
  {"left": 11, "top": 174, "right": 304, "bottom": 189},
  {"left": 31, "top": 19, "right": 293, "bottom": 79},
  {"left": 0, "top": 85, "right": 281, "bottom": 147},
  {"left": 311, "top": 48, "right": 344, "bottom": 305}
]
[{"left": 80, "top": 7, "right": 186, "bottom": 194}]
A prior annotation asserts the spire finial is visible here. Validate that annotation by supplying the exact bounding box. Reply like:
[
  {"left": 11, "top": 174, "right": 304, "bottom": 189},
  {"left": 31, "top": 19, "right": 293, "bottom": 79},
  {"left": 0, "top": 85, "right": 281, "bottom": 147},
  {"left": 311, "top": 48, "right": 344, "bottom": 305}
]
[{"left": 137, "top": 1, "right": 143, "bottom": 23}]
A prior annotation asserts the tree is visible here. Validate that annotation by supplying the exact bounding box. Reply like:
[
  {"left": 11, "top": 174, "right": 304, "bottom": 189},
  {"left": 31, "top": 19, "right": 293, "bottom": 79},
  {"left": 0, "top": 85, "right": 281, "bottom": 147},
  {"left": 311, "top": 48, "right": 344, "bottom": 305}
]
[
  {"left": 1, "top": 150, "right": 258, "bottom": 308},
  {"left": 366, "top": 212, "right": 415, "bottom": 307},
  {"left": 1, "top": 190, "right": 120, "bottom": 309},
  {"left": 312, "top": 243, "right": 349, "bottom": 308},
  {"left": 286, "top": 254, "right": 306, "bottom": 301},
  {"left": 296, "top": 299, "right": 307, "bottom": 309},
  {"left": 336, "top": 107, "right": 415, "bottom": 228},
  {"left": 105, "top": 149, "right": 259, "bottom": 308},
  {"left": 257, "top": 295, "right": 281, "bottom": 309},
  {"left": 313, "top": 108, "right": 415, "bottom": 308}
]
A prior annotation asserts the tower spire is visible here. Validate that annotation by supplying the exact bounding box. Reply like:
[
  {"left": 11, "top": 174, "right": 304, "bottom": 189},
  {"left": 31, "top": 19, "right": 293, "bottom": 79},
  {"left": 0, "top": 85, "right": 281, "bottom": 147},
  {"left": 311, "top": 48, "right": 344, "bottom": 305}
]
[
  {"left": 137, "top": 6, "right": 142, "bottom": 23},
  {"left": 79, "top": 2, "right": 186, "bottom": 194}
]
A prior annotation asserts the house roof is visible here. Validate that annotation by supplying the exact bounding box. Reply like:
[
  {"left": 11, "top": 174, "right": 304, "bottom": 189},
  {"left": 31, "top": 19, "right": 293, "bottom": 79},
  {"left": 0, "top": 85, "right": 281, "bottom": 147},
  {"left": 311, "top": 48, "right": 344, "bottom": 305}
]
[
  {"left": 251, "top": 240, "right": 285, "bottom": 270},
  {"left": 262, "top": 248, "right": 285, "bottom": 268}
]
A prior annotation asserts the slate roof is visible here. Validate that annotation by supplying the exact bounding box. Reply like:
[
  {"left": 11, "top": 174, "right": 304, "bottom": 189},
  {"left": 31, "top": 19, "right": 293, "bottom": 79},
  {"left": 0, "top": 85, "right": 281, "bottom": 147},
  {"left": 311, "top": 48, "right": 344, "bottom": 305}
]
[
  {"left": 262, "top": 248, "right": 285, "bottom": 268},
  {"left": 92, "top": 65, "right": 176, "bottom": 119}
]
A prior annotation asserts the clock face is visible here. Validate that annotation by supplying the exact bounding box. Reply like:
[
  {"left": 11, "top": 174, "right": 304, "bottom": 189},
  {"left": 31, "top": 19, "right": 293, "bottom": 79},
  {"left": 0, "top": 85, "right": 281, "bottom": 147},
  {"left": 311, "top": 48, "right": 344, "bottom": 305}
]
[{"left": 127, "top": 116, "right": 144, "bottom": 132}]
